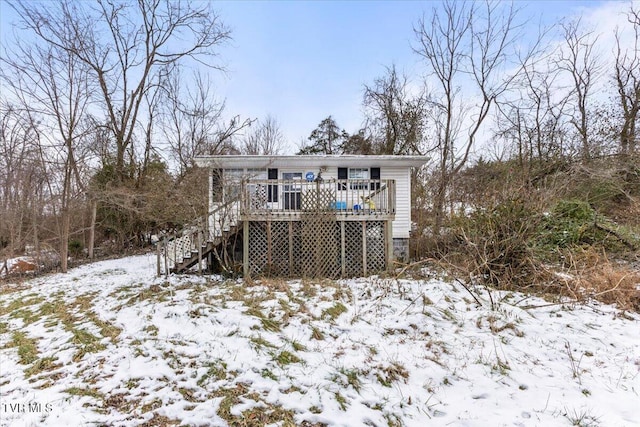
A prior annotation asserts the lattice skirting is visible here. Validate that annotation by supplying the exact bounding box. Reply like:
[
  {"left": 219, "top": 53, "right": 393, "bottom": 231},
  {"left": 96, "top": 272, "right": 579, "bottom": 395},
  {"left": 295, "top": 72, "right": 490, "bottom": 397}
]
[{"left": 247, "top": 220, "right": 387, "bottom": 278}]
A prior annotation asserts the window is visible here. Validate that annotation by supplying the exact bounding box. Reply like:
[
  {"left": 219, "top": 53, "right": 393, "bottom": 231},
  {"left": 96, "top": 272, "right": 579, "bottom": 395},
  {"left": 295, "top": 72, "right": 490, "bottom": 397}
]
[
  {"left": 348, "top": 168, "right": 369, "bottom": 180},
  {"left": 349, "top": 168, "right": 369, "bottom": 190},
  {"left": 337, "top": 167, "right": 381, "bottom": 191}
]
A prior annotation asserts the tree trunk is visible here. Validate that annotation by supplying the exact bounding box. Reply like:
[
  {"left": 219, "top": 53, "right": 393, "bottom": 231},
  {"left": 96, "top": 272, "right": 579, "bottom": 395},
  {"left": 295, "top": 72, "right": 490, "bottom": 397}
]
[
  {"left": 88, "top": 199, "right": 97, "bottom": 260},
  {"left": 60, "top": 208, "right": 70, "bottom": 273}
]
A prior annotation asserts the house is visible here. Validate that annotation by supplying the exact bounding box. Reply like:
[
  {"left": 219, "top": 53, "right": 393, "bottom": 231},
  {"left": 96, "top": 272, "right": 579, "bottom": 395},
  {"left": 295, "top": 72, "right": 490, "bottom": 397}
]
[{"left": 159, "top": 155, "right": 428, "bottom": 278}]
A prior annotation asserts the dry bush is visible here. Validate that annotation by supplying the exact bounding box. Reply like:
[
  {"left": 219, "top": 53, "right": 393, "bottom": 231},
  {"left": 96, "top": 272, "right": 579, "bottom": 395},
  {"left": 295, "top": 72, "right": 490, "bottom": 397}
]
[{"left": 555, "top": 248, "right": 640, "bottom": 311}]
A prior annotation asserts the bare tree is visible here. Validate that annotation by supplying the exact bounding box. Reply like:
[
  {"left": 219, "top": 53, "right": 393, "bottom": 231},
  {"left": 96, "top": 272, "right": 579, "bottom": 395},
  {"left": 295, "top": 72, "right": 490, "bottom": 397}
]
[
  {"left": 362, "top": 64, "right": 428, "bottom": 155},
  {"left": 614, "top": 5, "right": 640, "bottom": 154},
  {"left": 0, "top": 102, "right": 42, "bottom": 258},
  {"left": 495, "top": 54, "right": 571, "bottom": 172},
  {"left": 163, "top": 71, "right": 223, "bottom": 175},
  {"left": 414, "top": 0, "right": 540, "bottom": 234},
  {"left": 241, "top": 115, "right": 285, "bottom": 155},
  {"left": 1, "top": 15, "right": 93, "bottom": 272},
  {"left": 556, "top": 18, "right": 603, "bottom": 160},
  {"left": 12, "top": 0, "right": 232, "bottom": 182}
]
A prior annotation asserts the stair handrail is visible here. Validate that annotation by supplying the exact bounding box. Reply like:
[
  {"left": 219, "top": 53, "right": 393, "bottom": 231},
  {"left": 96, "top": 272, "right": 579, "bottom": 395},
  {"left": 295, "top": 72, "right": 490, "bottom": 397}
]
[{"left": 156, "top": 195, "right": 241, "bottom": 275}]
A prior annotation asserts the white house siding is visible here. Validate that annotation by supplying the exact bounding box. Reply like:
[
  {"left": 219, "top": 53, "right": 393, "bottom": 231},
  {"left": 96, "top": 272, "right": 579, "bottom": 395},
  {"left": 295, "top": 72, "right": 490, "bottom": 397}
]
[
  {"left": 381, "top": 167, "right": 411, "bottom": 239},
  {"left": 276, "top": 165, "right": 410, "bottom": 240},
  {"left": 195, "top": 156, "right": 427, "bottom": 241}
]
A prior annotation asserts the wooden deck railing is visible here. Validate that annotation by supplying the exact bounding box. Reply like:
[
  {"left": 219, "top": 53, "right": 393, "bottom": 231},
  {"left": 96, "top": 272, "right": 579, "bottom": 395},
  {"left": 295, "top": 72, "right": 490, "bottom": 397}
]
[
  {"left": 156, "top": 197, "right": 241, "bottom": 275},
  {"left": 240, "top": 179, "right": 396, "bottom": 219}
]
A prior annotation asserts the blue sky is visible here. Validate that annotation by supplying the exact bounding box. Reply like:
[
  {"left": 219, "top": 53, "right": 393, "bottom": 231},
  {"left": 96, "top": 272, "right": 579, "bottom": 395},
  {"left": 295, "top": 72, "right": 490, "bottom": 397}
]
[
  {"left": 210, "top": 0, "right": 630, "bottom": 153},
  {"left": 0, "top": 1, "right": 634, "bottom": 154}
]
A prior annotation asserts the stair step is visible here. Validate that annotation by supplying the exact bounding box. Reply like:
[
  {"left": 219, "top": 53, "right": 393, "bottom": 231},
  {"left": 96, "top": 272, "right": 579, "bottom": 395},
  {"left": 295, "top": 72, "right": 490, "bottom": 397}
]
[{"left": 168, "top": 219, "right": 243, "bottom": 273}]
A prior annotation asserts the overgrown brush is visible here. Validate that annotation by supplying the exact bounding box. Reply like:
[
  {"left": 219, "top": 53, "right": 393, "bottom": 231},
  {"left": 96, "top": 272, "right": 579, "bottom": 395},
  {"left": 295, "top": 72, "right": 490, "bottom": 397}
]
[
  {"left": 446, "top": 194, "right": 547, "bottom": 291},
  {"left": 418, "top": 189, "right": 639, "bottom": 311},
  {"left": 553, "top": 248, "right": 640, "bottom": 312}
]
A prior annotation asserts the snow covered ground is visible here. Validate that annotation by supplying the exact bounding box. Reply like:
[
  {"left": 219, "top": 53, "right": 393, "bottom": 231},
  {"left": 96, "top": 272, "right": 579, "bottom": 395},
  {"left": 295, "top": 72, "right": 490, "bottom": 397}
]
[{"left": 0, "top": 254, "right": 638, "bottom": 427}]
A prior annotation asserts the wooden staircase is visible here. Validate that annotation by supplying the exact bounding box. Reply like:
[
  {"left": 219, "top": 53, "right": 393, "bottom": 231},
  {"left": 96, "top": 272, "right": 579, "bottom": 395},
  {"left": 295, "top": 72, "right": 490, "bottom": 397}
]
[{"left": 157, "top": 198, "right": 241, "bottom": 275}]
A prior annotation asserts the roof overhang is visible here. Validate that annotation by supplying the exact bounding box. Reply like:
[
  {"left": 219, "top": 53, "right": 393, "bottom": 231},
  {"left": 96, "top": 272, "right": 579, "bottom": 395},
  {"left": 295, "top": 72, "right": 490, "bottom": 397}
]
[{"left": 194, "top": 155, "right": 429, "bottom": 169}]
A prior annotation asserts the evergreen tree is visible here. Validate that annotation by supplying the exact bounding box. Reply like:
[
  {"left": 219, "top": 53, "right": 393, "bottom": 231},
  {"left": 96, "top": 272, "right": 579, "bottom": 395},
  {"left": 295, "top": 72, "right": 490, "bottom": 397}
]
[{"left": 298, "top": 116, "right": 347, "bottom": 155}]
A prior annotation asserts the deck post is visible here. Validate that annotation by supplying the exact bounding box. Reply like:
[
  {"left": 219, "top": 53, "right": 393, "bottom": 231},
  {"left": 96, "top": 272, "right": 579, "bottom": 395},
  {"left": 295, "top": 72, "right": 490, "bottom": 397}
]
[
  {"left": 362, "top": 221, "right": 367, "bottom": 277},
  {"left": 385, "top": 220, "right": 393, "bottom": 274},
  {"left": 288, "top": 221, "right": 293, "bottom": 275},
  {"left": 340, "top": 221, "right": 346, "bottom": 277},
  {"left": 267, "top": 219, "right": 272, "bottom": 268},
  {"left": 243, "top": 220, "right": 250, "bottom": 278}
]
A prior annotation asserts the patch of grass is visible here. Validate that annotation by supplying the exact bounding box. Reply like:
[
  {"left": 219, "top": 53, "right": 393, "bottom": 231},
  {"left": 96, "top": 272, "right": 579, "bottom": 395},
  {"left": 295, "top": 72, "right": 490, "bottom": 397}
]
[
  {"left": 178, "top": 387, "right": 200, "bottom": 403},
  {"left": 104, "top": 392, "right": 137, "bottom": 413},
  {"left": 65, "top": 386, "right": 104, "bottom": 400},
  {"left": 126, "top": 378, "right": 141, "bottom": 389},
  {"left": 71, "top": 328, "right": 106, "bottom": 361},
  {"left": 213, "top": 383, "right": 248, "bottom": 421},
  {"left": 261, "top": 368, "right": 278, "bottom": 381},
  {"left": 40, "top": 297, "right": 120, "bottom": 344},
  {"left": 250, "top": 335, "right": 276, "bottom": 350},
  {"left": 334, "top": 368, "right": 363, "bottom": 392},
  {"left": 24, "top": 356, "right": 59, "bottom": 378},
  {"left": 197, "top": 360, "right": 228, "bottom": 386},
  {"left": 38, "top": 299, "right": 67, "bottom": 318},
  {"left": 309, "top": 405, "right": 322, "bottom": 414},
  {"left": 273, "top": 350, "right": 301, "bottom": 366},
  {"left": 71, "top": 294, "right": 96, "bottom": 312},
  {"left": 140, "top": 397, "right": 163, "bottom": 413},
  {"left": 87, "top": 313, "right": 121, "bottom": 342},
  {"left": 322, "top": 302, "right": 347, "bottom": 321},
  {"left": 7, "top": 331, "right": 38, "bottom": 365},
  {"left": 35, "top": 371, "right": 65, "bottom": 389},
  {"left": 228, "top": 285, "right": 247, "bottom": 301},
  {"left": 246, "top": 307, "right": 282, "bottom": 332},
  {"left": 139, "top": 413, "right": 182, "bottom": 427},
  {"left": 492, "top": 358, "right": 511, "bottom": 375},
  {"left": 143, "top": 324, "right": 159, "bottom": 337},
  {"left": 290, "top": 340, "right": 307, "bottom": 352},
  {"left": 278, "top": 298, "right": 295, "bottom": 313},
  {"left": 300, "top": 281, "right": 318, "bottom": 298},
  {"left": 384, "top": 413, "right": 403, "bottom": 427},
  {"left": 334, "top": 391, "right": 348, "bottom": 411},
  {"left": 0, "top": 296, "right": 45, "bottom": 317},
  {"left": 310, "top": 326, "right": 325, "bottom": 341},
  {"left": 125, "top": 284, "right": 171, "bottom": 305},
  {"left": 563, "top": 407, "right": 601, "bottom": 427},
  {"left": 9, "top": 308, "right": 42, "bottom": 325},
  {"left": 0, "top": 322, "right": 8, "bottom": 334},
  {"left": 260, "top": 318, "right": 281, "bottom": 333},
  {"left": 374, "top": 362, "right": 409, "bottom": 387}
]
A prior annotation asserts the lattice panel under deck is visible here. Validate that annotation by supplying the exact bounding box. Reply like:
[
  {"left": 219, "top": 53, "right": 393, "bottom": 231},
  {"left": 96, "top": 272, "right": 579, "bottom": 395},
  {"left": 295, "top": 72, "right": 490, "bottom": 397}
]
[
  {"left": 248, "top": 222, "right": 268, "bottom": 274},
  {"left": 270, "top": 221, "right": 290, "bottom": 277},
  {"left": 247, "top": 219, "right": 387, "bottom": 278},
  {"left": 343, "top": 221, "right": 364, "bottom": 277},
  {"left": 299, "top": 217, "right": 340, "bottom": 278},
  {"left": 366, "top": 221, "right": 386, "bottom": 273}
]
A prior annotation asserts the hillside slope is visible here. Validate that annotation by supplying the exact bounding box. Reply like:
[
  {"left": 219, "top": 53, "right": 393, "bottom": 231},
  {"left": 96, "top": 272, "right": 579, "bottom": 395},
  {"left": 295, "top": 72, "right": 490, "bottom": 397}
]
[{"left": 1, "top": 255, "right": 638, "bottom": 426}]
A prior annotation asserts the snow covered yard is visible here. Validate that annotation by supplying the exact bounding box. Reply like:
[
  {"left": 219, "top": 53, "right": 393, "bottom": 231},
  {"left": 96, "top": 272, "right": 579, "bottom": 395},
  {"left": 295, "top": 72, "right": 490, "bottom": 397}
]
[{"left": 0, "top": 255, "right": 638, "bottom": 427}]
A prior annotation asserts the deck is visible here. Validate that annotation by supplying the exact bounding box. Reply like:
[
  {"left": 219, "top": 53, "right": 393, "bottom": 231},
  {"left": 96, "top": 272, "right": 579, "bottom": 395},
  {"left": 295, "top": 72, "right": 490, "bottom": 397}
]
[{"left": 240, "top": 178, "right": 396, "bottom": 221}]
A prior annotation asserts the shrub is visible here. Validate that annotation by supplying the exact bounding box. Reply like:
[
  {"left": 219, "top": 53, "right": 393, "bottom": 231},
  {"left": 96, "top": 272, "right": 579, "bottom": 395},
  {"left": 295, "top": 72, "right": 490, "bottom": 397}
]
[
  {"left": 68, "top": 240, "right": 84, "bottom": 258},
  {"left": 449, "top": 196, "right": 545, "bottom": 290},
  {"left": 540, "top": 200, "right": 595, "bottom": 248},
  {"left": 539, "top": 199, "right": 638, "bottom": 253}
]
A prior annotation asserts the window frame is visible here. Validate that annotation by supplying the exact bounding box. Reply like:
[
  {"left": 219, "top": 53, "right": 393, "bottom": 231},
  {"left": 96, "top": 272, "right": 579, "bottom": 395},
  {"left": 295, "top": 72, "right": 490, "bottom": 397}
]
[{"left": 348, "top": 167, "right": 370, "bottom": 190}]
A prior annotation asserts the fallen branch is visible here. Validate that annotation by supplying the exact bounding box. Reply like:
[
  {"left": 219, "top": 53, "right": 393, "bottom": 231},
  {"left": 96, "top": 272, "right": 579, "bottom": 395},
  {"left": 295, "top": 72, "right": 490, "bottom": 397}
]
[{"left": 454, "top": 278, "right": 483, "bottom": 308}]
